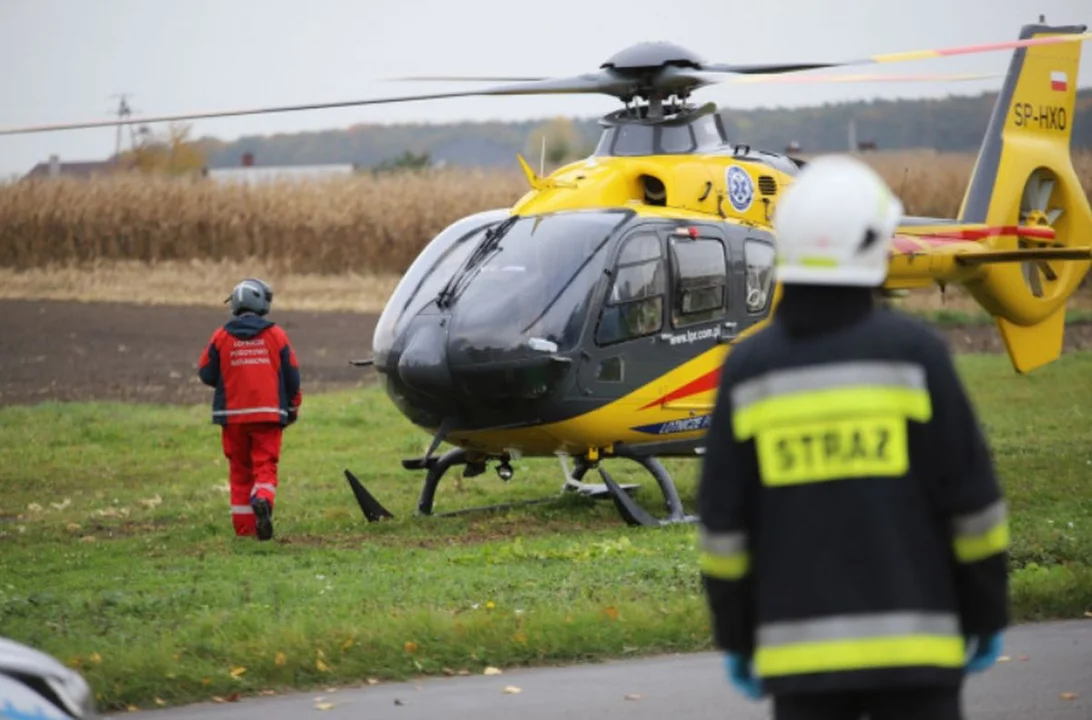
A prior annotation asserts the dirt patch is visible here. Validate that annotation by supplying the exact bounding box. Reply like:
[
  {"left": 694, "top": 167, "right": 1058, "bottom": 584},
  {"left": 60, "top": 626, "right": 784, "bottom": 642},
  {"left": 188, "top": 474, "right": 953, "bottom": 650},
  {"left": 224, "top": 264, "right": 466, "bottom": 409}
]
[
  {"left": 0, "top": 298, "right": 378, "bottom": 406},
  {"left": 1, "top": 298, "right": 1089, "bottom": 407}
]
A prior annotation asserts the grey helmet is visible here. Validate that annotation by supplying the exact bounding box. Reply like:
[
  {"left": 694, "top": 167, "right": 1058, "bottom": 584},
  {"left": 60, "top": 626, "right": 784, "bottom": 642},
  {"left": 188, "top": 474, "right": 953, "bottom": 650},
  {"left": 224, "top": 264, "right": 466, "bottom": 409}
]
[
  {"left": 226, "top": 277, "right": 274, "bottom": 316},
  {"left": 0, "top": 636, "right": 97, "bottom": 718}
]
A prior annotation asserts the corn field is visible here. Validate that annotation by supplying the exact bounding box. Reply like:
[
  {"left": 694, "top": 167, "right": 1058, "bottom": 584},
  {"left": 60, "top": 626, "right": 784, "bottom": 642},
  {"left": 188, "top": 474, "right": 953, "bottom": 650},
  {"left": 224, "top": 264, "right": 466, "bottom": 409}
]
[{"left": 1, "top": 151, "right": 1090, "bottom": 276}]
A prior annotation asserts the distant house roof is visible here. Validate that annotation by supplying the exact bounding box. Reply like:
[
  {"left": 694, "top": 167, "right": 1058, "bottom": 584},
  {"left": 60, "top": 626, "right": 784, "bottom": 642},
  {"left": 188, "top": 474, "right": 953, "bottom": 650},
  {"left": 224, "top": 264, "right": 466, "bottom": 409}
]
[
  {"left": 22, "top": 157, "right": 119, "bottom": 180},
  {"left": 205, "top": 163, "right": 356, "bottom": 185}
]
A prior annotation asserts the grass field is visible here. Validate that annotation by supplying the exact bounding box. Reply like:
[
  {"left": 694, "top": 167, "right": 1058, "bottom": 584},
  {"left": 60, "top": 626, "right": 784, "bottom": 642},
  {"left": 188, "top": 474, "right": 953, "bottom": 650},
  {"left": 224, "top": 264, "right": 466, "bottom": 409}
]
[{"left": 1, "top": 351, "right": 1090, "bottom": 712}]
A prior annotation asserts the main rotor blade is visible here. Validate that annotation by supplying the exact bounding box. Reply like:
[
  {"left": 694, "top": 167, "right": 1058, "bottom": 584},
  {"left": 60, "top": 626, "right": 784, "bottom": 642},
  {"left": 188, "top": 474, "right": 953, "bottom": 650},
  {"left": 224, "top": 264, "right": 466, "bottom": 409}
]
[
  {"left": 384, "top": 75, "right": 550, "bottom": 82},
  {"left": 723, "top": 72, "right": 1001, "bottom": 84},
  {"left": 703, "top": 30, "right": 1092, "bottom": 75},
  {"left": 0, "top": 73, "right": 625, "bottom": 137}
]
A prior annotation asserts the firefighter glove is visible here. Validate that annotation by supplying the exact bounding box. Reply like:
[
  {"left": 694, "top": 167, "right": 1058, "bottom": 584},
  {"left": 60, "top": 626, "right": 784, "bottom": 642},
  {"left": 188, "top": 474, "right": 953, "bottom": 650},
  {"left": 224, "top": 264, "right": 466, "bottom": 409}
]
[
  {"left": 724, "top": 653, "right": 763, "bottom": 700},
  {"left": 964, "top": 632, "right": 1003, "bottom": 674}
]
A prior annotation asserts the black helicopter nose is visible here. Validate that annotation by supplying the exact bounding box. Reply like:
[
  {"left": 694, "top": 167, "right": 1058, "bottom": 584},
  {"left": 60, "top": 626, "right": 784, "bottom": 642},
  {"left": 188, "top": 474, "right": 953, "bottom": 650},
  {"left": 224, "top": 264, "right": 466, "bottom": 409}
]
[{"left": 396, "top": 321, "right": 452, "bottom": 400}]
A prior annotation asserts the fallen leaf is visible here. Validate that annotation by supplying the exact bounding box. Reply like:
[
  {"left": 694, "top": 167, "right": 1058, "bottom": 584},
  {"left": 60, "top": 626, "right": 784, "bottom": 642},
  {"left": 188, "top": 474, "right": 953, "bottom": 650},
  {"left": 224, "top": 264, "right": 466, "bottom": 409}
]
[
  {"left": 998, "top": 655, "right": 1011, "bottom": 662},
  {"left": 604, "top": 606, "right": 619, "bottom": 621},
  {"left": 443, "top": 668, "right": 455, "bottom": 676},
  {"left": 485, "top": 600, "right": 496, "bottom": 610},
  {"left": 1061, "top": 692, "right": 1077, "bottom": 700},
  {"left": 316, "top": 658, "right": 330, "bottom": 672},
  {"left": 483, "top": 666, "right": 503, "bottom": 676},
  {"left": 275, "top": 652, "right": 287, "bottom": 666},
  {"left": 154, "top": 698, "right": 166, "bottom": 707},
  {"left": 404, "top": 641, "right": 418, "bottom": 653},
  {"left": 212, "top": 697, "right": 225, "bottom": 704},
  {"left": 230, "top": 666, "right": 247, "bottom": 679},
  {"left": 259, "top": 690, "right": 277, "bottom": 696},
  {"left": 225, "top": 693, "right": 240, "bottom": 702},
  {"left": 201, "top": 677, "right": 211, "bottom": 686},
  {"left": 88, "top": 653, "right": 102, "bottom": 665},
  {"left": 366, "top": 678, "right": 379, "bottom": 685},
  {"left": 503, "top": 685, "right": 522, "bottom": 694},
  {"left": 315, "top": 702, "right": 335, "bottom": 711},
  {"left": 126, "top": 705, "right": 139, "bottom": 712},
  {"left": 625, "top": 694, "right": 643, "bottom": 701},
  {"left": 341, "top": 638, "right": 355, "bottom": 652},
  {"left": 1018, "top": 655, "right": 1029, "bottom": 661}
]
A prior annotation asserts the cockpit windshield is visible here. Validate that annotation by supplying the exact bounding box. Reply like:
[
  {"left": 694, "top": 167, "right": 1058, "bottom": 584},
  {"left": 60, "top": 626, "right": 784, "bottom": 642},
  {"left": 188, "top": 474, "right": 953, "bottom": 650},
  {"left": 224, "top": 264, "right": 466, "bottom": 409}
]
[{"left": 447, "top": 210, "right": 631, "bottom": 356}]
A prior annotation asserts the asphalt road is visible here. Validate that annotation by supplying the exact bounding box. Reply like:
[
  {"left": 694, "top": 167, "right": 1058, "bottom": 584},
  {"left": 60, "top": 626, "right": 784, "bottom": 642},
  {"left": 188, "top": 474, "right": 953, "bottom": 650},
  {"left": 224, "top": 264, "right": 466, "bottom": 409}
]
[{"left": 114, "top": 619, "right": 1091, "bottom": 720}]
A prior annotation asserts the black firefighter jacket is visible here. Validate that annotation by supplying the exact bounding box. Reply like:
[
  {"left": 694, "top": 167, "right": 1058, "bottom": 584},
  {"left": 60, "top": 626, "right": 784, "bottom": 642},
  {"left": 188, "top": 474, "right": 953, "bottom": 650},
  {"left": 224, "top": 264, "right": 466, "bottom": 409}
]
[{"left": 697, "top": 285, "right": 1010, "bottom": 696}]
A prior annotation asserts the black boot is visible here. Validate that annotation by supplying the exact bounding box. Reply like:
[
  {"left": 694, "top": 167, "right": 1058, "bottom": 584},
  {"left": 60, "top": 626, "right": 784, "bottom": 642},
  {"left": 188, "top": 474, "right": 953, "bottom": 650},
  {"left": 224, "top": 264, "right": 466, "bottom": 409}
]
[{"left": 251, "top": 497, "right": 274, "bottom": 541}]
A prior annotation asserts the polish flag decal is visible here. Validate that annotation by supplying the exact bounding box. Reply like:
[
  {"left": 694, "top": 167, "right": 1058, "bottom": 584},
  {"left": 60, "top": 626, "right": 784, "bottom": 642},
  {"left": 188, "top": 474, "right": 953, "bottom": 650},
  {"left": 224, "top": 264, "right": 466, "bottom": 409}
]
[{"left": 1050, "top": 70, "right": 1068, "bottom": 92}]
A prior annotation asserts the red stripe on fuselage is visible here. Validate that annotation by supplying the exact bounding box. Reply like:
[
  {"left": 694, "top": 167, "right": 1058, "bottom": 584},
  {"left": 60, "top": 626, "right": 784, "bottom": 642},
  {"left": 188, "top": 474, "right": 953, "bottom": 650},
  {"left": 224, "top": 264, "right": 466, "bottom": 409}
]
[
  {"left": 907, "top": 225, "right": 1056, "bottom": 241},
  {"left": 640, "top": 367, "right": 722, "bottom": 410}
]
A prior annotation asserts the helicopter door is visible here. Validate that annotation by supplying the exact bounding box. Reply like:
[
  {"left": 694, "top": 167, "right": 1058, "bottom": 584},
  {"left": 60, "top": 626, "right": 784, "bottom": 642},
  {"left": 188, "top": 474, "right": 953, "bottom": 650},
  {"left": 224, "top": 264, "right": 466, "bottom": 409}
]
[
  {"left": 577, "top": 224, "right": 732, "bottom": 407},
  {"left": 578, "top": 227, "right": 669, "bottom": 401}
]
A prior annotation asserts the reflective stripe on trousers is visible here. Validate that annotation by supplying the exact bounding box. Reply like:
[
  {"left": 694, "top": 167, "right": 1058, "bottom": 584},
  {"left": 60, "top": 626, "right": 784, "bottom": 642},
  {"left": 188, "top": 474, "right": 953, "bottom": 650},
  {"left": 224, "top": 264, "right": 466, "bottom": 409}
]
[{"left": 755, "top": 611, "right": 965, "bottom": 677}]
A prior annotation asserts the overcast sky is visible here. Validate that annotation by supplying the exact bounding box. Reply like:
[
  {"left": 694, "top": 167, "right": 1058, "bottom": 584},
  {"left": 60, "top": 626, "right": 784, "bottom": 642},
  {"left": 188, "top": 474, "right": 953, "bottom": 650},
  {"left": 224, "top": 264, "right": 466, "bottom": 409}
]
[{"left": 1, "top": 0, "right": 1089, "bottom": 177}]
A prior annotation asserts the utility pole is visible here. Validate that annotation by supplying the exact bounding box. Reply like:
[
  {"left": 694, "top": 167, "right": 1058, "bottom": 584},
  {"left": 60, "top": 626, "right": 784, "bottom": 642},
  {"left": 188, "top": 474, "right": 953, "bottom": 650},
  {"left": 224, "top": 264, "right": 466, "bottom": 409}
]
[{"left": 109, "top": 93, "right": 134, "bottom": 161}]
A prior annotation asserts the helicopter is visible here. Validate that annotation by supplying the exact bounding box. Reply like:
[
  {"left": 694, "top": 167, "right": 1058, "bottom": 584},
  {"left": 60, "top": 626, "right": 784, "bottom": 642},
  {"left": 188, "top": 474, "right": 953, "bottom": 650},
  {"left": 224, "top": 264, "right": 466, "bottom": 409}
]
[{"left": 4, "top": 19, "right": 1090, "bottom": 529}]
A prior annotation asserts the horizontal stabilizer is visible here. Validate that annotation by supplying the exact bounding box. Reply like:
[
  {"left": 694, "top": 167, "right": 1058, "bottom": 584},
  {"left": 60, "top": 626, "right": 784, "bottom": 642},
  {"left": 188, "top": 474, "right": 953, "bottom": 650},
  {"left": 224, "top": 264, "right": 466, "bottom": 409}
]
[{"left": 956, "top": 246, "right": 1092, "bottom": 265}]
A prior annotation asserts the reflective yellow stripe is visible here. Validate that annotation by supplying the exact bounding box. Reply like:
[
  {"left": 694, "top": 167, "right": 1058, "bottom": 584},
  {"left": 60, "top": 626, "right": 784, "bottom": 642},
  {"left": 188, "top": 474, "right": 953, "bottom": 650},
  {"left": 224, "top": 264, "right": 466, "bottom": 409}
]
[
  {"left": 951, "top": 499, "right": 1009, "bottom": 562},
  {"left": 755, "top": 611, "right": 964, "bottom": 677},
  {"left": 698, "top": 529, "right": 750, "bottom": 580},
  {"left": 954, "top": 521, "right": 1010, "bottom": 562},
  {"left": 729, "top": 362, "right": 931, "bottom": 486},
  {"left": 699, "top": 551, "right": 750, "bottom": 580},
  {"left": 734, "top": 387, "right": 932, "bottom": 440},
  {"left": 755, "top": 635, "right": 965, "bottom": 677},
  {"left": 731, "top": 361, "right": 928, "bottom": 412}
]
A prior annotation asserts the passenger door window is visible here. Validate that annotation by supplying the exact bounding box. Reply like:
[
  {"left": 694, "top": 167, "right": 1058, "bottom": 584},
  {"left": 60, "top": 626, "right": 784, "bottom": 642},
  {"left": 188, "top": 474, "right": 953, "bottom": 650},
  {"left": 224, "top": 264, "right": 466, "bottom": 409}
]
[
  {"left": 670, "top": 236, "right": 727, "bottom": 328},
  {"left": 744, "top": 239, "right": 776, "bottom": 316},
  {"left": 595, "top": 232, "right": 665, "bottom": 346}
]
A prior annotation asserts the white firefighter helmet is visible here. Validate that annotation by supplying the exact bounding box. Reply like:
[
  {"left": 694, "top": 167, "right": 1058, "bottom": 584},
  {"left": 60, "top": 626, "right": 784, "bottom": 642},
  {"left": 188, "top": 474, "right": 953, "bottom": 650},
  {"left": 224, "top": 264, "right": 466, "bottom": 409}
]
[
  {"left": 0, "top": 636, "right": 97, "bottom": 718},
  {"left": 772, "top": 154, "right": 903, "bottom": 287}
]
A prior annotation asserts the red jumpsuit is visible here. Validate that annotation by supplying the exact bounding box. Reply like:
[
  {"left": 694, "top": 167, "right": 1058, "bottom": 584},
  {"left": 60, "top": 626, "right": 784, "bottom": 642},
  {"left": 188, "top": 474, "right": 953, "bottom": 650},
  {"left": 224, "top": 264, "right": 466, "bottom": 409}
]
[{"left": 198, "top": 314, "right": 301, "bottom": 538}]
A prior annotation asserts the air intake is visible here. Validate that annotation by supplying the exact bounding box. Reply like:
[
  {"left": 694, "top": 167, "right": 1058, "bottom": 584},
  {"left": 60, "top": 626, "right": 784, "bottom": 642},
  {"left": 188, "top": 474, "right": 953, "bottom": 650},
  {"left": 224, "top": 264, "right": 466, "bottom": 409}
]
[
  {"left": 758, "top": 175, "right": 778, "bottom": 196},
  {"left": 641, "top": 174, "right": 666, "bottom": 206}
]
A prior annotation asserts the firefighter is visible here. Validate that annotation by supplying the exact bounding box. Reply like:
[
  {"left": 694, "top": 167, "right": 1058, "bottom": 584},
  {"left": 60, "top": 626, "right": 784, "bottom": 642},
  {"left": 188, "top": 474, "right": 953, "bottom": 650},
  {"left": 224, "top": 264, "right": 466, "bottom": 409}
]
[
  {"left": 198, "top": 278, "right": 302, "bottom": 541},
  {"left": 697, "top": 154, "right": 1009, "bottom": 720}
]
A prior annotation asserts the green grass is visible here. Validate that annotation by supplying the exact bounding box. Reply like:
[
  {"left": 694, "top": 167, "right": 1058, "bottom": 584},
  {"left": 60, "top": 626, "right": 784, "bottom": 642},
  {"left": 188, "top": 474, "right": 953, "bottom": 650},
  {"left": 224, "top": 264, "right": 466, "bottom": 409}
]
[{"left": 1, "top": 352, "right": 1091, "bottom": 711}]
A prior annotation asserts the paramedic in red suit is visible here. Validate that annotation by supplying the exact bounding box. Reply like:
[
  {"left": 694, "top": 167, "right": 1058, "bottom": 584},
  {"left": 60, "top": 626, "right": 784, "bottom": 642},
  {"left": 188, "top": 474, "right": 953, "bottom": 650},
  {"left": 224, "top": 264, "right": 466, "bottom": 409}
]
[{"left": 198, "top": 278, "right": 301, "bottom": 541}]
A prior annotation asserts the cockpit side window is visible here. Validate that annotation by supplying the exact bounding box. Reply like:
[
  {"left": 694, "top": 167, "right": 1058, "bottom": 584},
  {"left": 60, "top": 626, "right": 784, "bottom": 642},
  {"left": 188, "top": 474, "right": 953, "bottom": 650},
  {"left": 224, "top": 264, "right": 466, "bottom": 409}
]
[
  {"left": 670, "top": 237, "right": 727, "bottom": 328},
  {"left": 744, "top": 238, "right": 776, "bottom": 314},
  {"left": 595, "top": 232, "right": 665, "bottom": 345}
]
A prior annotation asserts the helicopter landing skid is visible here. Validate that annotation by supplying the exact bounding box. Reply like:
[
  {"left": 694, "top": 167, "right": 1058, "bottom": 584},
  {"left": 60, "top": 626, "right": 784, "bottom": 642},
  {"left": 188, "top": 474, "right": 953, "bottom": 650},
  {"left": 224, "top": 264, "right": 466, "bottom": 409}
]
[
  {"left": 566, "top": 454, "right": 696, "bottom": 528},
  {"left": 343, "top": 447, "right": 695, "bottom": 528}
]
